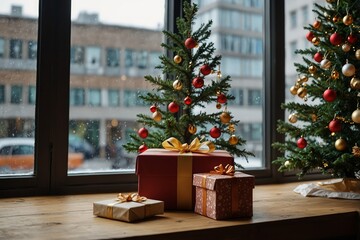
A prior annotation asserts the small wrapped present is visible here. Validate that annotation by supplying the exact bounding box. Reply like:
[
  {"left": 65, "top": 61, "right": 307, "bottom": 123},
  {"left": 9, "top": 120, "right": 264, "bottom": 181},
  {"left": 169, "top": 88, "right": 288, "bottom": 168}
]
[
  {"left": 136, "top": 140, "right": 234, "bottom": 210},
  {"left": 193, "top": 165, "right": 255, "bottom": 220},
  {"left": 93, "top": 193, "right": 164, "bottom": 222}
]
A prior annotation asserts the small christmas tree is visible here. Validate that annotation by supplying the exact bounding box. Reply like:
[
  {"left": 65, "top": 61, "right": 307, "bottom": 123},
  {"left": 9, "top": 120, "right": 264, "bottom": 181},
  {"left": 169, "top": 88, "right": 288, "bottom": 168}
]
[
  {"left": 124, "top": 2, "right": 253, "bottom": 164},
  {"left": 272, "top": 0, "right": 360, "bottom": 178}
]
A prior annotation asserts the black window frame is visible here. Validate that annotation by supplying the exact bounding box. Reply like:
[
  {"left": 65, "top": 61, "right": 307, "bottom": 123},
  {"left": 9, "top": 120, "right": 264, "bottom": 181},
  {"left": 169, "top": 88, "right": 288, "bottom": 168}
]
[{"left": 0, "top": 0, "right": 296, "bottom": 197}]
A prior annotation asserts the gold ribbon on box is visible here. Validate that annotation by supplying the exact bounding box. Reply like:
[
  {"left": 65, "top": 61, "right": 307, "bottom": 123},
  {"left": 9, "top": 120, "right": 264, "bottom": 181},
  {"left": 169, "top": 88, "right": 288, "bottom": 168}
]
[
  {"left": 162, "top": 137, "right": 215, "bottom": 154},
  {"left": 210, "top": 164, "right": 235, "bottom": 176},
  {"left": 106, "top": 193, "right": 147, "bottom": 218}
]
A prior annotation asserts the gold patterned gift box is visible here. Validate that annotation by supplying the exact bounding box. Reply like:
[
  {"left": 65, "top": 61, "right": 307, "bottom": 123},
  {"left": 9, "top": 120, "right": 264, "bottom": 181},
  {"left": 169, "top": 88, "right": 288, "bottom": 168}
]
[
  {"left": 193, "top": 171, "right": 255, "bottom": 220},
  {"left": 93, "top": 193, "right": 164, "bottom": 222}
]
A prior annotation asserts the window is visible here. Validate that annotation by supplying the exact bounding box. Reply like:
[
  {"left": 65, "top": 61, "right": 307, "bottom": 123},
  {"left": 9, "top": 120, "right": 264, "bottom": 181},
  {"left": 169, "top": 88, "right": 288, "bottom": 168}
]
[
  {"left": 106, "top": 48, "right": 119, "bottom": 67},
  {"left": 0, "top": 85, "right": 5, "bottom": 103},
  {"left": 10, "top": 39, "right": 22, "bottom": 59},
  {"left": 301, "top": 5, "right": 308, "bottom": 25},
  {"left": 28, "top": 41, "right": 37, "bottom": 60},
  {"left": 85, "top": 46, "right": 101, "bottom": 69},
  {"left": 290, "top": 10, "right": 297, "bottom": 28},
  {"left": 0, "top": 0, "right": 285, "bottom": 196},
  {"left": 0, "top": 38, "right": 4, "bottom": 58},
  {"left": 88, "top": 88, "right": 101, "bottom": 106},
  {"left": 289, "top": 40, "right": 297, "bottom": 59},
  {"left": 248, "top": 89, "right": 261, "bottom": 106},
  {"left": 10, "top": 85, "right": 22, "bottom": 104}
]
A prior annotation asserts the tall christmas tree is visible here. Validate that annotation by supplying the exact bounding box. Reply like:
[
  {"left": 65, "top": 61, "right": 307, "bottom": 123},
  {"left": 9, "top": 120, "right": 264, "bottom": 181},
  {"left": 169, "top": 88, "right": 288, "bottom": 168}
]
[
  {"left": 124, "top": 2, "right": 253, "bottom": 163},
  {"left": 272, "top": 0, "right": 360, "bottom": 178}
]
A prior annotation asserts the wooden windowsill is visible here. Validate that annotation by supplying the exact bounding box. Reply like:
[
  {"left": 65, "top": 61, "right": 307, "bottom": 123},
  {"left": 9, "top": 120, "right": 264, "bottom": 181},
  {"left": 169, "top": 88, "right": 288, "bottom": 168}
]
[{"left": 0, "top": 181, "right": 359, "bottom": 240}]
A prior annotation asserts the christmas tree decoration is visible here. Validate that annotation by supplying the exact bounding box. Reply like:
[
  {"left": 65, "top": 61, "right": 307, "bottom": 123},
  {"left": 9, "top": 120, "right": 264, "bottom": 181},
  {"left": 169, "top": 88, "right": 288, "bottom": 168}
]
[
  {"left": 192, "top": 76, "right": 204, "bottom": 88},
  {"left": 329, "top": 32, "right": 343, "bottom": 46},
  {"left": 168, "top": 101, "right": 180, "bottom": 113},
  {"left": 173, "top": 79, "right": 183, "bottom": 90},
  {"left": 352, "top": 144, "right": 360, "bottom": 157},
  {"left": 138, "top": 127, "right": 149, "bottom": 139},
  {"left": 217, "top": 92, "right": 227, "bottom": 104},
  {"left": 272, "top": 0, "right": 360, "bottom": 179},
  {"left": 152, "top": 111, "right": 162, "bottom": 122},
  {"left": 124, "top": 2, "right": 252, "bottom": 164},
  {"left": 297, "top": 86, "right": 307, "bottom": 98},
  {"left": 351, "top": 109, "right": 360, "bottom": 123},
  {"left": 173, "top": 55, "right": 182, "bottom": 64},
  {"left": 297, "top": 137, "right": 307, "bottom": 149},
  {"left": 228, "top": 135, "right": 239, "bottom": 145},
  {"left": 150, "top": 105, "right": 157, "bottom": 113},
  {"left": 185, "top": 37, "right": 197, "bottom": 49},
  {"left": 342, "top": 62, "right": 356, "bottom": 77},
  {"left": 312, "top": 37, "right": 320, "bottom": 46},
  {"left": 184, "top": 96, "right": 192, "bottom": 105},
  {"left": 209, "top": 126, "right": 221, "bottom": 139},
  {"left": 138, "top": 143, "right": 148, "bottom": 153},
  {"left": 335, "top": 138, "right": 347, "bottom": 151},
  {"left": 323, "top": 88, "right": 336, "bottom": 102},
  {"left": 328, "top": 119, "right": 342, "bottom": 133},
  {"left": 343, "top": 14, "right": 353, "bottom": 25},
  {"left": 290, "top": 85, "right": 299, "bottom": 95},
  {"left": 314, "top": 52, "right": 323, "bottom": 62},
  {"left": 220, "top": 111, "right": 231, "bottom": 124},
  {"left": 188, "top": 124, "right": 197, "bottom": 134},
  {"left": 288, "top": 113, "right": 298, "bottom": 123},
  {"left": 350, "top": 77, "right": 360, "bottom": 90},
  {"left": 200, "top": 64, "right": 212, "bottom": 76}
]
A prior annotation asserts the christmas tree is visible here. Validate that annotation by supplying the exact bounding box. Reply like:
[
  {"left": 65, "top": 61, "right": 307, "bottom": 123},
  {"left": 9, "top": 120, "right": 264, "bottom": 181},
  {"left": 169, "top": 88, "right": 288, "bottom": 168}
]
[
  {"left": 124, "top": 2, "right": 253, "bottom": 164},
  {"left": 272, "top": 0, "right": 360, "bottom": 178}
]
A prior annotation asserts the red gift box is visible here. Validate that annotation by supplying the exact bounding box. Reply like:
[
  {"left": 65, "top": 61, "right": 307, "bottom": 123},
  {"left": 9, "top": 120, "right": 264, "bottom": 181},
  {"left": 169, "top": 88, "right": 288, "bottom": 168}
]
[
  {"left": 193, "top": 172, "right": 255, "bottom": 220},
  {"left": 136, "top": 148, "right": 234, "bottom": 210}
]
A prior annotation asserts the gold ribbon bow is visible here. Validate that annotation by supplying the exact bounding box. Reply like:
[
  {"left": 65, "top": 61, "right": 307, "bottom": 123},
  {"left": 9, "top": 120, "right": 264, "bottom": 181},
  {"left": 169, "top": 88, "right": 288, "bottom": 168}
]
[
  {"left": 162, "top": 137, "right": 215, "bottom": 153},
  {"left": 117, "top": 193, "right": 147, "bottom": 203},
  {"left": 210, "top": 164, "right": 235, "bottom": 176}
]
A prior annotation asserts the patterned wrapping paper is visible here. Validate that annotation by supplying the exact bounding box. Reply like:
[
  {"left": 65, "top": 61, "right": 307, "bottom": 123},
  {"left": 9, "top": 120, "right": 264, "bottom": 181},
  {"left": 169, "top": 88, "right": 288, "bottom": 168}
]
[
  {"left": 93, "top": 198, "right": 164, "bottom": 222},
  {"left": 193, "top": 172, "right": 255, "bottom": 220}
]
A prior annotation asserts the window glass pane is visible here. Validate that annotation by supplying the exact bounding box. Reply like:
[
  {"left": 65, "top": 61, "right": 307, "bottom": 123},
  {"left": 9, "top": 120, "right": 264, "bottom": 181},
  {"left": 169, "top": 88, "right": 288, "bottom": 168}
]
[
  {"left": 0, "top": 1, "right": 38, "bottom": 175},
  {"left": 194, "top": 0, "right": 264, "bottom": 169},
  {"left": 69, "top": 0, "right": 165, "bottom": 174}
]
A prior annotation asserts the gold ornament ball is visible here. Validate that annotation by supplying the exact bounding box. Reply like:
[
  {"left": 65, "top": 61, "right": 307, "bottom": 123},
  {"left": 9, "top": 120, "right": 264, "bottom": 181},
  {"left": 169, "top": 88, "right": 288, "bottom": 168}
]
[
  {"left": 297, "top": 87, "right": 307, "bottom": 98},
  {"left": 356, "top": 49, "right": 360, "bottom": 60},
  {"left": 228, "top": 124, "right": 235, "bottom": 132},
  {"left": 172, "top": 79, "right": 183, "bottom": 90},
  {"left": 351, "top": 109, "right": 360, "bottom": 123},
  {"left": 216, "top": 103, "right": 222, "bottom": 109},
  {"left": 335, "top": 138, "right": 347, "bottom": 151},
  {"left": 220, "top": 112, "right": 231, "bottom": 124},
  {"left": 297, "top": 75, "right": 308, "bottom": 83},
  {"left": 342, "top": 63, "right": 356, "bottom": 77},
  {"left": 173, "top": 55, "right": 182, "bottom": 64},
  {"left": 331, "top": 70, "right": 339, "bottom": 80},
  {"left": 288, "top": 113, "right": 298, "bottom": 123},
  {"left": 350, "top": 77, "right": 360, "bottom": 90},
  {"left": 290, "top": 85, "right": 299, "bottom": 95},
  {"left": 308, "top": 65, "right": 317, "bottom": 74},
  {"left": 311, "top": 113, "right": 318, "bottom": 122},
  {"left": 320, "top": 59, "right": 331, "bottom": 69},
  {"left": 188, "top": 124, "right": 197, "bottom": 134},
  {"left": 312, "top": 37, "right": 320, "bottom": 46},
  {"left": 152, "top": 111, "right": 162, "bottom": 122},
  {"left": 332, "top": 15, "right": 339, "bottom": 23},
  {"left": 343, "top": 15, "right": 353, "bottom": 25},
  {"left": 228, "top": 135, "right": 239, "bottom": 145},
  {"left": 342, "top": 43, "right": 351, "bottom": 52}
]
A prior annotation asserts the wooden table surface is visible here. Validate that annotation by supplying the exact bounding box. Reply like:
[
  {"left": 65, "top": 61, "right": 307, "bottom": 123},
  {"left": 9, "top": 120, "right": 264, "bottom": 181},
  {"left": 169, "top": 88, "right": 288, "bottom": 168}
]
[{"left": 0, "top": 181, "right": 359, "bottom": 240}]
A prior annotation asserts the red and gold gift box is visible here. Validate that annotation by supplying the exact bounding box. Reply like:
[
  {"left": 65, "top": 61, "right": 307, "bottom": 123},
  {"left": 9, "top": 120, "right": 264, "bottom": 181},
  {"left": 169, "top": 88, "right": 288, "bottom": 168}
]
[
  {"left": 193, "top": 171, "right": 255, "bottom": 220},
  {"left": 136, "top": 149, "right": 234, "bottom": 210},
  {"left": 93, "top": 193, "right": 164, "bottom": 222}
]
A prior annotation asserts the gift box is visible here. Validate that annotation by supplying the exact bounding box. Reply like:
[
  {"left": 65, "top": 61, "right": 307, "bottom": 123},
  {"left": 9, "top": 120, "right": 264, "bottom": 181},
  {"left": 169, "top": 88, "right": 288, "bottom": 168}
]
[
  {"left": 136, "top": 148, "right": 234, "bottom": 210},
  {"left": 93, "top": 196, "right": 164, "bottom": 222},
  {"left": 193, "top": 172, "right": 255, "bottom": 220}
]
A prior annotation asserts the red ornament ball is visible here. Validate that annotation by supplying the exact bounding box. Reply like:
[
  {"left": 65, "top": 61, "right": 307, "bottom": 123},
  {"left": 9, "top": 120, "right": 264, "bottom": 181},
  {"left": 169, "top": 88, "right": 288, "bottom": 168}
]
[
  {"left": 314, "top": 52, "right": 323, "bottom": 63},
  {"left": 149, "top": 105, "right": 157, "bottom": 113},
  {"left": 306, "top": 31, "right": 315, "bottom": 42},
  {"left": 329, "top": 32, "right": 343, "bottom": 45},
  {"left": 168, "top": 101, "right": 180, "bottom": 113},
  {"left": 184, "top": 96, "right": 192, "bottom": 105},
  {"left": 328, "top": 119, "right": 341, "bottom": 133},
  {"left": 323, "top": 89, "right": 336, "bottom": 102},
  {"left": 138, "top": 127, "right": 149, "bottom": 139},
  {"left": 297, "top": 137, "right": 307, "bottom": 149},
  {"left": 200, "top": 64, "right": 212, "bottom": 76},
  {"left": 138, "top": 144, "right": 148, "bottom": 153},
  {"left": 185, "top": 37, "right": 197, "bottom": 49},
  {"left": 347, "top": 34, "right": 357, "bottom": 44},
  {"left": 209, "top": 126, "right": 221, "bottom": 138},
  {"left": 217, "top": 93, "right": 227, "bottom": 104},
  {"left": 192, "top": 77, "right": 204, "bottom": 88}
]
